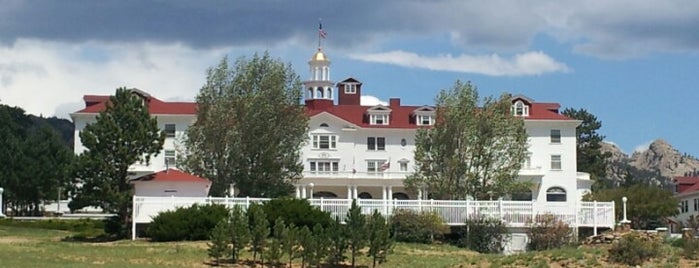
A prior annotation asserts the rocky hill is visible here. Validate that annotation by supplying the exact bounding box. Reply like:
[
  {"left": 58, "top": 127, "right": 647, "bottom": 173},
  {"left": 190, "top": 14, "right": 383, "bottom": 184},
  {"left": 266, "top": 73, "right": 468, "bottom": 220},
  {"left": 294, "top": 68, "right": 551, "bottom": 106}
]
[{"left": 600, "top": 139, "right": 699, "bottom": 186}]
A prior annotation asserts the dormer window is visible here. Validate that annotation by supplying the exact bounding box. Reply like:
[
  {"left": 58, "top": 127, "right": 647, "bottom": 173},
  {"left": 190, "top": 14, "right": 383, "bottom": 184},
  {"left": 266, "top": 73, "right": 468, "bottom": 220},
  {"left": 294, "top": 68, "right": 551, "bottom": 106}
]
[
  {"left": 345, "top": 84, "right": 357, "bottom": 94},
  {"left": 417, "top": 115, "right": 434, "bottom": 126},
  {"left": 512, "top": 101, "right": 529, "bottom": 117},
  {"left": 370, "top": 114, "right": 389, "bottom": 125},
  {"left": 413, "top": 106, "right": 436, "bottom": 126}
]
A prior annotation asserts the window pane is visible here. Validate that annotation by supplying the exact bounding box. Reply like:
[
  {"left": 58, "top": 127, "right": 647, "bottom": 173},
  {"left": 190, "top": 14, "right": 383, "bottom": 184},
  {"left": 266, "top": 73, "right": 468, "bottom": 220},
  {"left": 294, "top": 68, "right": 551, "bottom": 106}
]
[
  {"left": 368, "top": 161, "right": 376, "bottom": 172},
  {"left": 377, "top": 137, "right": 385, "bottom": 150},
  {"left": 551, "top": 155, "right": 562, "bottom": 170},
  {"left": 367, "top": 137, "right": 376, "bottom": 150},
  {"left": 550, "top": 129, "right": 561, "bottom": 143},
  {"left": 319, "top": 136, "right": 329, "bottom": 149},
  {"left": 164, "top": 124, "right": 176, "bottom": 137}
]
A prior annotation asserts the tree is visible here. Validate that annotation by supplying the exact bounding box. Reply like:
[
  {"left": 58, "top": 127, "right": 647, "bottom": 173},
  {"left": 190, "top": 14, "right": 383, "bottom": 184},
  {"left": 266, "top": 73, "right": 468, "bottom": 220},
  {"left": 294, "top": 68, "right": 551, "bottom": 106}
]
[
  {"left": 208, "top": 219, "right": 230, "bottom": 265},
  {"left": 248, "top": 204, "right": 270, "bottom": 264},
  {"left": 326, "top": 217, "right": 348, "bottom": 266},
  {"left": 228, "top": 205, "right": 250, "bottom": 263},
  {"left": 367, "top": 210, "right": 393, "bottom": 268},
  {"left": 69, "top": 88, "right": 165, "bottom": 237},
  {"left": 346, "top": 200, "right": 366, "bottom": 268},
  {"left": 562, "top": 108, "right": 612, "bottom": 191},
  {"left": 585, "top": 184, "right": 678, "bottom": 229},
  {"left": 183, "top": 53, "right": 309, "bottom": 197},
  {"left": 264, "top": 217, "right": 286, "bottom": 267},
  {"left": 282, "top": 223, "right": 300, "bottom": 268},
  {"left": 405, "top": 81, "right": 528, "bottom": 200}
]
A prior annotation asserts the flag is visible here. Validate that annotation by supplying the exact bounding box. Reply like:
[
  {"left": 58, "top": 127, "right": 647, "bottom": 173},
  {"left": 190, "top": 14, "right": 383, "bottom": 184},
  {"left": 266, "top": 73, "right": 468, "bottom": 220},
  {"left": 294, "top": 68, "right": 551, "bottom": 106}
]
[
  {"left": 380, "top": 161, "right": 390, "bottom": 171},
  {"left": 319, "top": 22, "right": 327, "bottom": 39}
]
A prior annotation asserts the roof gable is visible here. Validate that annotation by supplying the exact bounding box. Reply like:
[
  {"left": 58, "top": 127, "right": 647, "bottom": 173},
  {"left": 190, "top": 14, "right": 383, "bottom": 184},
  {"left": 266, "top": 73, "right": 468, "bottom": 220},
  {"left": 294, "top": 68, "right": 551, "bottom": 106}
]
[{"left": 130, "top": 169, "right": 210, "bottom": 183}]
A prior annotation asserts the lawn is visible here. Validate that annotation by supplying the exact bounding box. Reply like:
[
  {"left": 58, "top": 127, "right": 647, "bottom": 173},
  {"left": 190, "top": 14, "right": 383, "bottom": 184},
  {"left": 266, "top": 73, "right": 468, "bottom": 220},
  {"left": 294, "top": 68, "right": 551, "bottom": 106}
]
[{"left": 1, "top": 223, "right": 698, "bottom": 268}]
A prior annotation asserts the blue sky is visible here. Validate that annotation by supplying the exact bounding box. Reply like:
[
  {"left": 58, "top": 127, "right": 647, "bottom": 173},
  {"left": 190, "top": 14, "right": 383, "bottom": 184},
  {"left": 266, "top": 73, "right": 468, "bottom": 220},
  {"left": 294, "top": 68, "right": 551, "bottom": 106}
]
[{"left": 0, "top": 0, "right": 698, "bottom": 156}]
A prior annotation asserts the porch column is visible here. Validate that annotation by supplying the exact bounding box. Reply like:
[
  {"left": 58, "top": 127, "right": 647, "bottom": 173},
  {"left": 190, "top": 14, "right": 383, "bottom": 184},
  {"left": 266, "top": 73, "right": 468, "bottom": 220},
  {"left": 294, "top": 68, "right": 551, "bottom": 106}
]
[
  {"left": 382, "top": 186, "right": 387, "bottom": 200},
  {"left": 387, "top": 186, "right": 393, "bottom": 200},
  {"left": 417, "top": 188, "right": 423, "bottom": 200},
  {"left": 301, "top": 186, "right": 307, "bottom": 199},
  {"left": 347, "top": 185, "right": 352, "bottom": 200},
  {"left": 295, "top": 185, "right": 301, "bottom": 198},
  {"left": 353, "top": 185, "right": 358, "bottom": 199}
]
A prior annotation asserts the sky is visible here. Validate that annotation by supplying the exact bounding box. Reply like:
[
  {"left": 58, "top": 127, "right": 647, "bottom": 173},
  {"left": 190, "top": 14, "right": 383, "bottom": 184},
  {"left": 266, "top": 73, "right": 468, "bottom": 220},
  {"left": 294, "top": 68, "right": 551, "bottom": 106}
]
[{"left": 1, "top": 0, "right": 698, "bottom": 157}]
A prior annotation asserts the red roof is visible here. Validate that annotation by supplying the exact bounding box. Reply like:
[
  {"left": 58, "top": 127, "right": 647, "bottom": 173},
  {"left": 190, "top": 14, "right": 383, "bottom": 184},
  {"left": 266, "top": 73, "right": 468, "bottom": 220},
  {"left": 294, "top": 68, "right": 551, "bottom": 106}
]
[
  {"left": 130, "top": 169, "right": 210, "bottom": 183},
  {"left": 674, "top": 176, "right": 699, "bottom": 194},
  {"left": 74, "top": 93, "right": 197, "bottom": 115}
]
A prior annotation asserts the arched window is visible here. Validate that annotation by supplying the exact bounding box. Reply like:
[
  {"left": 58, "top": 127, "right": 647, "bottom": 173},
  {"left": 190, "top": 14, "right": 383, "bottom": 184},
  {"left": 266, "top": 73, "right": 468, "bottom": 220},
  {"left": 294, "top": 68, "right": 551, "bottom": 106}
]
[
  {"left": 327, "top": 88, "right": 333, "bottom": 99},
  {"left": 358, "top": 192, "right": 373, "bottom": 199},
  {"left": 308, "top": 88, "right": 314, "bottom": 99},
  {"left": 392, "top": 192, "right": 409, "bottom": 200},
  {"left": 546, "top": 187, "right": 566, "bottom": 202},
  {"left": 315, "top": 88, "right": 323, "bottom": 98},
  {"left": 512, "top": 101, "right": 529, "bottom": 116},
  {"left": 314, "top": 191, "right": 338, "bottom": 198},
  {"left": 319, "top": 123, "right": 329, "bottom": 127}
]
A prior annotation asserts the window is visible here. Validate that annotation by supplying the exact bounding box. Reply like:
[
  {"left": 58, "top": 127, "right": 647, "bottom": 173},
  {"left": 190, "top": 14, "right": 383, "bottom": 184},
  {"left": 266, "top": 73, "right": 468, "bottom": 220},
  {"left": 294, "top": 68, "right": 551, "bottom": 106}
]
[
  {"left": 550, "top": 129, "right": 561, "bottom": 144},
  {"left": 309, "top": 160, "right": 339, "bottom": 174},
  {"left": 694, "top": 199, "right": 698, "bottom": 211},
  {"left": 164, "top": 150, "right": 176, "bottom": 167},
  {"left": 512, "top": 101, "right": 529, "bottom": 116},
  {"left": 681, "top": 200, "right": 690, "bottom": 213},
  {"left": 417, "top": 115, "right": 434, "bottom": 126},
  {"left": 164, "top": 124, "right": 176, "bottom": 138},
  {"left": 367, "top": 137, "right": 386, "bottom": 151},
  {"left": 370, "top": 114, "right": 389, "bottom": 125},
  {"left": 551, "top": 155, "right": 562, "bottom": 170},
  {"left": 546, "top": 187, "right": 566, "bottom": 202},
  {"left": 345, "top": 84, "right": 357, "bottom": 94},
  {"left": 367, "top": 160, "right": 388, "bottom": 174},
  {"left": 400, "top": 162, "right": 408, "bottom": 172},
  {"left": 512, "top": 190, "right": 533, "bottom": 201},
  {"left": 312, "top": 134, "right": 337, "bottom": 149},
  {"left": 524, "top": 154, "right": 532, "bottom": 169},
  {"left": 400, "top": 138, "right": 407, "bottom": 147}
]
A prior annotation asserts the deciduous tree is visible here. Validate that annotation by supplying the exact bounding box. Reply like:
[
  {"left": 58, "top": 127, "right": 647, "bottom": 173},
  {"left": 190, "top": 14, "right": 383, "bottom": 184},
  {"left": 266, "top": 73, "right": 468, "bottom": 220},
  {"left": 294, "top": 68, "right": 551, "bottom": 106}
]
[
  {"left": 69, "top": 88, "right": 165, "bottom": 237},
  {"left": 183, "top": 53, "right": 308, "bottom": 197},
  {"left": 405, "top": 81, "right": 528, "bottom": 200}
]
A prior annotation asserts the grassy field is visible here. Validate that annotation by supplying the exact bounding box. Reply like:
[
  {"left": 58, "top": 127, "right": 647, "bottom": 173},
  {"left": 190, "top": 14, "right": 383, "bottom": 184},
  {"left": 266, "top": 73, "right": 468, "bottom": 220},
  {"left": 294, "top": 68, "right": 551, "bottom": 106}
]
[{"left": 1, "top": 224, "right": 698, "bottom": 268}]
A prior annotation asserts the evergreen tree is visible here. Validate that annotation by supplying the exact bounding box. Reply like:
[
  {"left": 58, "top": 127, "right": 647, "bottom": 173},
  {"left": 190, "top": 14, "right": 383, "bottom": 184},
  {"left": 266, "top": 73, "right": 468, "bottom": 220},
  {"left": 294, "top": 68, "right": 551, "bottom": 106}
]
[
  {"left": 562, "top": 108, "right": 612, "bottom": 191},
  {"left": 70, "top": 88, "right": 165, "bottom": 237},
  {"left": 282, "top": 223, "right": 300, "bottom": 268},
  {"left": 264, "top": 217, "right": 286, "bottom": 267},
  {"left": 326, "top": 217, "right": 348, "bottom": 266},
  {"left": 309, "top": 223, "right": 329, "bottom": 268},
  {"left": 248, "top": 204, "right": 270, "bottom": 264},
  {"left": 585, "top": 184, "right": 678, "bottom": 229},
  {"left": 367, "top": 210, "right": 393, "bottom": 268},
  {"left": 208, "top": 219, "right": 230, "bottom": 265},
  {"left": 228, "top": 205, "right": 250, "bottom": 263},
  {"left": 346, "top": 200, "right": 367, "bottom": 268},
  {"left": 405, "top": 81, "right": 528, "bottom": 200},
  {"left": 297, "top": 226, "right": 313, "bottom": 268},
  {"left": 183, "top": 53, "right": 309, "bottom": 197}
]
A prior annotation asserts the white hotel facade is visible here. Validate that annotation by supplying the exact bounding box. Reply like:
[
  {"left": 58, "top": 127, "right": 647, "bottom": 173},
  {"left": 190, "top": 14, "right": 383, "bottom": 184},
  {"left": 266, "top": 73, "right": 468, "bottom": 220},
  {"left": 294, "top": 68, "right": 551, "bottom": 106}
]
[{"left": 71, "top": 47, "right": 593, "bottom": 209}]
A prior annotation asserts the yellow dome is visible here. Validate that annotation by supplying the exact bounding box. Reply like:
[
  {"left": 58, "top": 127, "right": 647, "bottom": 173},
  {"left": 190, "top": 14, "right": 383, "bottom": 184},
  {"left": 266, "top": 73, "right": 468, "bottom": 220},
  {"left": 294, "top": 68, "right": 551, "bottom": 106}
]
[{"left": 311, "top": 49, "right": 328, "bottom": 61}]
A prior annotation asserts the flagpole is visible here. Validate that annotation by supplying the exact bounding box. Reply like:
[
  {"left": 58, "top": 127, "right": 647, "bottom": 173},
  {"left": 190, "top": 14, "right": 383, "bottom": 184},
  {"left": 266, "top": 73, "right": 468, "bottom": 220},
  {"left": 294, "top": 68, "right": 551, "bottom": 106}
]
[{"left": 318, "top": 18, "right": 322, "bottom": 49}]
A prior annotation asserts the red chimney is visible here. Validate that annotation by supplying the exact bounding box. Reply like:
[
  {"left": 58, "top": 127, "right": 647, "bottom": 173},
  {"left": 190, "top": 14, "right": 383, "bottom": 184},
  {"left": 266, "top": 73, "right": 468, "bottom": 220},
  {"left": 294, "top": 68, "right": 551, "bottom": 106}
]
[{"left": 389, "top": 98, "right": 401, "bottom": 107}]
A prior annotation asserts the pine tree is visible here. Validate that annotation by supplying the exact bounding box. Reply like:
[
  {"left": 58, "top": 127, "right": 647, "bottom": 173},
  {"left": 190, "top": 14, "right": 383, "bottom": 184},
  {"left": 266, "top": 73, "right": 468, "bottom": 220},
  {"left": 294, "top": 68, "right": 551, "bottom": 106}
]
[
  {"left": 264, "top": 217, "right": 286, "bottom": 267},
  {"left": 228, "top": 205, "right": 250, "bottom": 263},
  {"left": 309, "top": 223, "right": 328, "bottom": 268},
  {"left": 297, "top": 226, "right": 313, "bottom": 268},
  {"left": 249, "top": 204, "right": 270, "bottom": 265},
  {"left": 367, "top": 210, "right": 393, "bottom": 268},
  {"left": 346, "top": 200, "right": 367, "bottom": 268},
  {"left": 282, "top": 223, "right": 300, "bottom": 268},
  {"left": 326, "top": 216, "right": 348, "bottom": 266},
  {"left": 208, "top": 219, "right": 230, "bottom": 265}
]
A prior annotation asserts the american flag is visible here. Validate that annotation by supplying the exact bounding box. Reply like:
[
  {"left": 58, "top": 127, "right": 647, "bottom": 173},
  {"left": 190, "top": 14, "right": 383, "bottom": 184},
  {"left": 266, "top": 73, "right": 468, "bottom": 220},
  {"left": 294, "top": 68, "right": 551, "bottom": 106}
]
[
  {"left": 319, "top": 22, "right": 327, "bottom": 39},
  {"left": 380, "top": 161, "right": 390, "bottom": 171}
]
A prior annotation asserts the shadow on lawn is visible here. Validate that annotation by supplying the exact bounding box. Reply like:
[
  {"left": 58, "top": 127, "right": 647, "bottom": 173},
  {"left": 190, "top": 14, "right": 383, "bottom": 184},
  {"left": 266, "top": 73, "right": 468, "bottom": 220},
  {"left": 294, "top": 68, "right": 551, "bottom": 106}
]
[
  {"left": 61, "top": 233, "right": 121, "bottom": 243},
  {"left": 203, "top": 259, "right": 370, "bottom": 268}
]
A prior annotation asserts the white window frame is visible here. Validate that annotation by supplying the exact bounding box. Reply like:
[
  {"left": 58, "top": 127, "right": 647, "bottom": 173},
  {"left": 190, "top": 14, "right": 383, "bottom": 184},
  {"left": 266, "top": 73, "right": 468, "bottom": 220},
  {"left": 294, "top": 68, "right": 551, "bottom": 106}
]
[
  {"left": 164, "top": 150, "right": 176, "bottom": 167},
  {"left": 370, "top": 114, "right": 389, "bottom": 125},
  {"left": 512, "top": 101, "right": 529, "bottom": 117},
  {"left": 367, "top": 137, "right": 386, "bottom": 151},
  {"left": 399, "top": 162, "right": 408, "bottom": 172},
  {"left": 309, "top": 160, "right": 339, "bottom": 174},
  {"left": 311, "top": 134, "right": 338, "bottom": 150},
  {"left": 546, "top": 187, "right": 567, "bottom": 202},
  {"left": 367, "top": 160, "right": 387, "bottom": 174},
  {"left": 550, "top": 155, "right": 562, "bottom": 170},
  {"left": 550, "top": 129, "right": 561, "bottom": 144},
  {"left": 164, "top": 124, "right": 176, "bottom": 138},
  {"left": 345, "top": 83, "right": 357, "bottom": 94},
  {"left": 417, "top": 115, "right": 434, "bottom": 126}
]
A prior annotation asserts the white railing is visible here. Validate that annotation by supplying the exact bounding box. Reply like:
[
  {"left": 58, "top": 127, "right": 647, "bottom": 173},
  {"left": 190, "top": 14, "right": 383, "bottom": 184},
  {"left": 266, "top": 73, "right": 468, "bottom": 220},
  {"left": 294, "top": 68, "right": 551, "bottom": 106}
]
[
  {"left": 132, "top": 196, "right": 615, "bottom": 239},
  {"left": 302, "top": 171, "right": 410, "bottom": 179}
]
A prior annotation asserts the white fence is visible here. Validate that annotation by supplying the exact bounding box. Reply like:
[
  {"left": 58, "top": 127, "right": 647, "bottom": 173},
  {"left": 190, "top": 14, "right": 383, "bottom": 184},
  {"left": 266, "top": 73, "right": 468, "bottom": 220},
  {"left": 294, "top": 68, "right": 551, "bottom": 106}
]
[{"left": 132, "top": 196, "right": 615, "bottom": 239}]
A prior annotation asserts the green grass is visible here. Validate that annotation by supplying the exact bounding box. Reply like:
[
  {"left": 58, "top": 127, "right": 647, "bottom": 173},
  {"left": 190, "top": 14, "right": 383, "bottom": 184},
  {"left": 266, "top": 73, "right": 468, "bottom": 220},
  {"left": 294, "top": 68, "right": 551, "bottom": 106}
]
[{"left": 2, "top": 224, "right": 699, "bottom": 268}]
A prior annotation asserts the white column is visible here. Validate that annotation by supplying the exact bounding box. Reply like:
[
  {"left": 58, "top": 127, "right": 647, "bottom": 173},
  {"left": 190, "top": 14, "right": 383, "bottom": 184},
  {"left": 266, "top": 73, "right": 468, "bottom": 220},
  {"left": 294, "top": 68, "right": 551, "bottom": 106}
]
[
  {"left": 353, "top": 185, "right": 358, "bottom": 199},
  {"left": 382, "top": 186, "right": 387, "bottom": 200},
  {"left": 347, "top": 185, "right": 352, "bottom": 200},
  {"left": 295, "top": 185, "right": 301, "bottom": 198},
  {"left": 301, "top": 186, "right": 307, "bottom": 199},
  {"left": 417, "top": 188, "right": 423, "bottom": 200},
  {"left": 0, "top": 187, "right": 4, "bottom": 217},
  {"left": 388, "top": 186, "right": 393, "bottom": 200}
]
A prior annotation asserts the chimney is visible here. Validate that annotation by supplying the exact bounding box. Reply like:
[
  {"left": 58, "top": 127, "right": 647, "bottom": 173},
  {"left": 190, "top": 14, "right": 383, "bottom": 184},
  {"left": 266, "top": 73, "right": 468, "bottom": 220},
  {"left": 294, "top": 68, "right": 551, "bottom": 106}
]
[{"left": 389, "top": 98, "right": 401, "bottom": 107}]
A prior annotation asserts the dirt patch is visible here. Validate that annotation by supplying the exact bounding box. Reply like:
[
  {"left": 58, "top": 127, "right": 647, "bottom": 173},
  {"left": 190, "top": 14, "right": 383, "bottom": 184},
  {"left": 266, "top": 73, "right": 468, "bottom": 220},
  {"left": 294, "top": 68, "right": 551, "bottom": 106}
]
[{"left": 0, "top": 236, "right": 32, "bottom": 244}]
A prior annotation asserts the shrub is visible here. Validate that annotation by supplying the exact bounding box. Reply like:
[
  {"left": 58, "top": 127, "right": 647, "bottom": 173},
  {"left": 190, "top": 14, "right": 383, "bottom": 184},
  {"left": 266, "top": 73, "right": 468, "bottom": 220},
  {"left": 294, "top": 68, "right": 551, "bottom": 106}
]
[
  {"left": 147, "top": 203, "right": 229, "bottom": 242},
  {"left": 608, "top": 232, "right": 662, "bottom": 266},
  {"left": 458, "top": 216, "right": 509, "bottom": 253},
  {"left": 390, "top": 209, "right": 449, "bottom": 244},
  {"left": 260, "top": 198, "right": 333, "bottom": 231},
  {"left": 527, "top": 214, "right": 573, "bottom": 251},
  {"left": 683, "top": 237, "right": 699, "bottom": 260}
]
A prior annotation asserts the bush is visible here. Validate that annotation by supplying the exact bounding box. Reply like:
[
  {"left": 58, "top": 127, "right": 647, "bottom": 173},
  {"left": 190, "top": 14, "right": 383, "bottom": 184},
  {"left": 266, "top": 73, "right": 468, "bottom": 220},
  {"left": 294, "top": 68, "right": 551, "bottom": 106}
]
[
  {"left": 259, "top": 198, "right": 333, "bottom": 231},
  {"left": 0, "top": 218, "right": 104, "bottom": 232},
  {"left": 608, "top": 232, "right": 662, "bottom": 266},
  {"left": 147, "top": 203, "right": 229, "bottom": 242},
  {"left": 527, "top": 214, "right": 573, "bottom": 251},
  {"left": 683, "top": 237, "right": 699, "bottom": 260},
  {"left": 390, "top": 209, "right": 449, "bottom": 244},
  {"left": 457, "top": 216, "right": 509, "bottom": 253}
]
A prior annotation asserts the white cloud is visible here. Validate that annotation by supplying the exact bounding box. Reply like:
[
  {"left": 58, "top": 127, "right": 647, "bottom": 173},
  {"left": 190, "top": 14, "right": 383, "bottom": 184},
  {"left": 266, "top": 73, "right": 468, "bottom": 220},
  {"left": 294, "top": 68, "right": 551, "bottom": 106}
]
[
  {"left": 0, "top": 39, "right": 229, "bottom": 118},
  {"left": 349, "top": 50, "right": 569, "bottom": 76},
  {"left": 360, "top": 95, "right": 388, "bottom": 106},
  {"left": 634, "top": 140, "right": 654, "bottom": 153}
]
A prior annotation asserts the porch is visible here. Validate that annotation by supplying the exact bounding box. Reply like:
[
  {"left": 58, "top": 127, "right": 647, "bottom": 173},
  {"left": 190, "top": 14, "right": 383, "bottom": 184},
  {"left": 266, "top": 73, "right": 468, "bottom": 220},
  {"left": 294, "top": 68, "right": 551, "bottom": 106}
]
[{"left": 131, "top": 196, "right": 615, "bottom": 240}]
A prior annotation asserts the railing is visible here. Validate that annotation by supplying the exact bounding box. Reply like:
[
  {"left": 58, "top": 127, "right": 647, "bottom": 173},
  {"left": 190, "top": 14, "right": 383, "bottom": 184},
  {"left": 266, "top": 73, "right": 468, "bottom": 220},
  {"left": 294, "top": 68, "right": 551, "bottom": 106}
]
[
  {"left": 132, "top": 196, "right": 615, "bottom": 239},
  {"left": 302, "top": 171, "right": 410, "bottom": 179}
]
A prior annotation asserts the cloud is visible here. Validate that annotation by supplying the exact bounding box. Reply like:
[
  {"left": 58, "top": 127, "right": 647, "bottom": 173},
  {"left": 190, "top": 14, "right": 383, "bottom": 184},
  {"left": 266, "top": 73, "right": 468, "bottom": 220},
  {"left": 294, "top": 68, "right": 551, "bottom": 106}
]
[
  {"left": 0, "top": 39, "right": 228, "bottom": 118},
  {"left": 634, "top": 140, "right": 654, "bottom": 153},
  {"left": 349, "top": 50, "right": 569, "bottom": 76},
  {"left": 360, "top": 95, "right": 388, "bottom": 106}
]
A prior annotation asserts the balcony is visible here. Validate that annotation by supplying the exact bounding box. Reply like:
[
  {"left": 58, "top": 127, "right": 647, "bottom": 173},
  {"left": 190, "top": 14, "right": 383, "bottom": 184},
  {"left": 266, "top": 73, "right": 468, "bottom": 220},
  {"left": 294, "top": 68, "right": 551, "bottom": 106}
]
[
  {"left": 303, "top": 171, "right": 410, "bottom": 180},
  {"left": 518, "top": 166, "right": 545, "bottom": 177}
]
